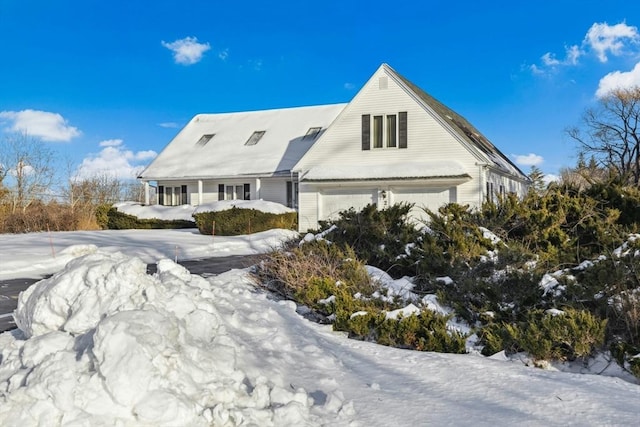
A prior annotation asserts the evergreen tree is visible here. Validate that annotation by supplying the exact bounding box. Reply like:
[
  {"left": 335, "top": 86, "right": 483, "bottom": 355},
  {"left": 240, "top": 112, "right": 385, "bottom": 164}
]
[{"left": 528, "top": 166, "right": 546, "bottom": 193}]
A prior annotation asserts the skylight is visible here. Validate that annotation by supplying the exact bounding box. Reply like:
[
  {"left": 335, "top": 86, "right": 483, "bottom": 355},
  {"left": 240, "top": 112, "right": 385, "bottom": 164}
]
[
  {"left": 196, "top": 134, "right": 214, "bottom": 146},
  {"left": 303, "top": 127, "right": 322, "bottom": 140},
  {"left": 245, "top": 130, "right": 266, "bottom": 146}
]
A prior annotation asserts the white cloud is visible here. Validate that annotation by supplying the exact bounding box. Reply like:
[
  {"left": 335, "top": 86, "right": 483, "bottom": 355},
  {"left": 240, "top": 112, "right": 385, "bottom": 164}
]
[
  {"left": 344, "top": 82, "right": 356, "bottom": 90},
  {"left": 543, "top": 174, "right": 560, "bottom": 185},
  {"left": 158, "top": 122, "right": 180, "bottom": 129},
  {"left": 530, "top": 22, "right": 638, "bottom": 74},
  {"left": 565, "top": 45, "right": 582, "bottom": 65},
  {"left": 0, "top": 109, "right": 81, "bottom": 142},
  {"left": 161, "top": 36, "right": 211, "bottom": 65},
  {"left": 584, "top": 22, "right": 639, "bottom": 63},
  {"left": 74, "top": 140, "right": 157, "bottom": 180},
  {"left": 99, "top": 139, "right": 123, "bottom": 147},
  {"left": 218, "top": 49, "right": 229, "bottom": 61},
  {"left": 513, "top": 153, "right": 544, "bottom": 166},
  {"left": 596, "top": 62, "right": 640, "bottom": 97},
  {"left": 541, "top": 52, "right": 561, "bottom": 66}
]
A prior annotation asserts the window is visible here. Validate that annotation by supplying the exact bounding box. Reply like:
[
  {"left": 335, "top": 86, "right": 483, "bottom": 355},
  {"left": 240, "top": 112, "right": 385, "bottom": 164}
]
[
  {"left": 304, "top": 127, "right": 322, "bottom": 140},
  {"left": 173, "top": 187, "right": 180, "bottom": 206},
  {"left": 386, "top": 115, "right": 397, "bottom": 148},
  {"left": 196, "top": 134, "right": 214, "bottom": 146},
  {"left": 486, "top": 182, "right": 494, "bottom": 203},
  {"left": 218, "top": 183, "right": 250, "bottom": 200},
  {"left": 181, "top": 185, "right": 188, "bottom": 205},
  {"left": 158, "top": 185, "right": 164, "bottom": 205},
  {"left": 361, "top": 112, "right": 407, "bottom": 150},
  {"left": 245, "top": 130, "right": 266, "bottom": 146},
  {"left": 286, "top": 181, "right": 299, "bottom": 208},
  {"left": 243, "top": 183, "right": 251, "bottom": 200},
  {"left": 373, "top": 116, "right": 383, "bottom": 148}
]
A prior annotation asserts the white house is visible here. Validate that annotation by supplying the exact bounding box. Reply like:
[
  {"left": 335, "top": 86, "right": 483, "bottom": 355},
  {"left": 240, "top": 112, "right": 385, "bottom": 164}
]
[{"left": 138, "top": 64, "right": 529, "bottom": 231}]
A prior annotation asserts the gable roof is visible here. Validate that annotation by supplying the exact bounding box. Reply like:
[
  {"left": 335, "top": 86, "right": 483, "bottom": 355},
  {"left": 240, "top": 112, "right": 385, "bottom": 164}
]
[
  {"left": 382, "top": 64, "right": 528, "bottom": 180},
  {"left": 138, "top": 103, "right": 346, "bottom": 180}
]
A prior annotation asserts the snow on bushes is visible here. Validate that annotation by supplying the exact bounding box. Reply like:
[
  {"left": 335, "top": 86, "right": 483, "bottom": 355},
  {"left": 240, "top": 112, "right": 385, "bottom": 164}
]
[
  {"left": 0, "top": 251, "right": 354, "bottom": 425},
  {"left": 193, "top": 201, "right": 297, "bottom": 236}
]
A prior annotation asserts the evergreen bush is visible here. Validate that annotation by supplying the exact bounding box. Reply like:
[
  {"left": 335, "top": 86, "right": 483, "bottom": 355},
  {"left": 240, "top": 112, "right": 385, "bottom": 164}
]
[
  {"left": 105, "top": 207, "right": 195, "bottom": 230},
  {"left": 193, "top": 207, "right": 297, "bottom": 236},
  {"left": 316, "top": 203, "right": 421, "bottom": 277},
  {"left": 343, "top": 310, "right": 467, "bottom": 353},
  {"left": 480, "top": 309, "right": 607, "bottom": 362}
]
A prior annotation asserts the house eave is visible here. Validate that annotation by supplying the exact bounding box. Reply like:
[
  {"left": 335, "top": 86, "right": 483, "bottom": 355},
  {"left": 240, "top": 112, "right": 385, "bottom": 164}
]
[
  {"left": 301, "top": 175, "right": 472, "bottom": 186},
  {"left": 139, "top": 171, "right": 294, "bottom": 182}
]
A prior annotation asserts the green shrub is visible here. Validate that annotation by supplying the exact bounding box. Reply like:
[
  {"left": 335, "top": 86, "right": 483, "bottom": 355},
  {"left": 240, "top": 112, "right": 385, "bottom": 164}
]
[
  {"left": 105, "top": 207, "right": 195, "bottom": 230},
  {"left": 95, "top": 203, "right": 112, "bottom": 229},
  {"left": 193, "top": 207, "right": 297, "bottom": 236},
  {"left": 317, "top": 203, "right": 421, "bottom": 278},
  {"left": 413, "top": 203, "right": 497, "bottom": 280},
  {"left": 342, "top": 310, "right": 467, "bottom": 353},
  {"left": 480, "top": 309, "right": 607, "bottom": 362}
]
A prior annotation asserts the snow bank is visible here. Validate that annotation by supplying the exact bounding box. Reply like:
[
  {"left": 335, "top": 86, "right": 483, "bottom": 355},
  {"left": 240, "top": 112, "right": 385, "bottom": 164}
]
[
  {"left": 0, "top": 252, "right": 353, "bottom": 425},
  {"left": 113, "top": 201, "right": 196, "bottom": 221}
]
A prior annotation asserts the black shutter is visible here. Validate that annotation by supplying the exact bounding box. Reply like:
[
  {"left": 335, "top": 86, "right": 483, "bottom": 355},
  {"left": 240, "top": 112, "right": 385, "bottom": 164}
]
[
  {"left": 158, "top": 185, "right": 164, "bottom": 205},
  {"left": 181, "top": 185, "right": 187, "bottom": 205},
  {"left": 361, "top": 114, "right": 371, "bottom": 150},
  {"left": 243, "top": 183, "right": 250, "bottom": 200},
  {"left": 218, "top": 184, "right": 224, "bottom": 201},
  {"left": 399, "top": 111, "right": 407, "bottom": 148}
]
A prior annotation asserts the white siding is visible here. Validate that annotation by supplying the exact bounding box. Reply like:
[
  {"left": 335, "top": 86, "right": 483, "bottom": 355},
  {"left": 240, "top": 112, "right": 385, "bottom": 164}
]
[
  {"left": 298, "top": 185, "right": 318, "bottom": 231},
  {"left": 320, "top": 188, "right": 377, "bottom": 220},
  {"left": 296, "top": 67, "right": 481, "bottom": 182},
  {"left": 295, "top": 66, "right": 483, "bottom": 230},
  {"left": 260, "top": 178, "right": 289, "bottom": 206}
]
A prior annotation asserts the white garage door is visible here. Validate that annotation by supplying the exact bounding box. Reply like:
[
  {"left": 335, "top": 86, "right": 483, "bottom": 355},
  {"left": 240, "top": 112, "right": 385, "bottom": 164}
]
[
  {"left": 391, "top": 187, "right": 452, "bottom": 222},
  {"left": 321, "top": 189, "right": 377, "bottom": 220}
]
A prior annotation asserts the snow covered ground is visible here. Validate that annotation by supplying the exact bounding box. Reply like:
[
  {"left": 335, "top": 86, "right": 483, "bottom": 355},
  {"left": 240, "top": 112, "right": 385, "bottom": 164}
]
[{"left": 0, "top": 203, "right": 639, "bottom": 425}]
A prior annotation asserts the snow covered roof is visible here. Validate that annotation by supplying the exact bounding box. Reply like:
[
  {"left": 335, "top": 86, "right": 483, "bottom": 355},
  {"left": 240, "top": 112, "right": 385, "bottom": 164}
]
[
  {"left": 302, "top": 162, "right": 471, "bottom": 182},
  {"left": 139, "top": 104, "right": 346, "bottom": 180}
]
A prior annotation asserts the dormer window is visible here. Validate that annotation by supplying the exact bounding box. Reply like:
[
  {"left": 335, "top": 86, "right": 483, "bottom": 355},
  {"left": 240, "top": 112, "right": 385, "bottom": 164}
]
[
  {"left": 196, "top": 134, "right": 214, "bottom": 146},
  {"left": 304, "top": 127, "right": 322, "bottom": 140},
  {"left": 245, "top": 130, "right": 266, "bottom": 146}
]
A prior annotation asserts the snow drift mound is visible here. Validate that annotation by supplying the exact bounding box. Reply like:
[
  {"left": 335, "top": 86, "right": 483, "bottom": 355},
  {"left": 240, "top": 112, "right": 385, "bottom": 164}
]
[{"left": 0, "top": 251, "right": 354, "bottom": 426}]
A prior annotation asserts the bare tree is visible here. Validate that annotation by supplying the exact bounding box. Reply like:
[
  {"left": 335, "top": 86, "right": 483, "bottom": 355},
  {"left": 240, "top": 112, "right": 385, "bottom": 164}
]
[
  {"left": 0, "top": 133, "right": 57, "bottom": 212},
  {"left": 567, "top": 86, "right": 640, "bottom": 185}
]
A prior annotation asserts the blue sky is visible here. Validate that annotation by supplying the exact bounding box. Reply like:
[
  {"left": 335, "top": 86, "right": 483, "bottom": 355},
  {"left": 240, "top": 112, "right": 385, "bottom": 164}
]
[{"left": 1, "top": 0, "right": 640, "bottom": 183}]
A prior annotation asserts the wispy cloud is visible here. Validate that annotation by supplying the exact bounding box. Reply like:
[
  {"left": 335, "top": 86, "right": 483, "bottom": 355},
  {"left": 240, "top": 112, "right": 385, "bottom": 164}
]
[
  {"left": 218, "top": 49, "right": 229, "bottom": 61},
  {"left": 161, "top": 36, "right": 211, "bottom": 65},
  {"left": 585, "top": 22, "right": 639, "bottom": 63},
  {"left": 249, "top": 59, "right": 263, "bottom": 71},
  {"left": 530, "top": 22, "right": 639, "bottom": 74},
  {"left": 74, "top": 139, "right": 157, "bottom": 180},
  {"left": 513, "top": 153, "right": 543, "bottom": 166},
  {"left": 158, "top": 122, "right": 180, "bottom": 129},
  {"left": 344, "top": 82, "right": 356, "bottom": 90},
  {"left": 0, "top": 109, "right": 81, "bottom": 142}
]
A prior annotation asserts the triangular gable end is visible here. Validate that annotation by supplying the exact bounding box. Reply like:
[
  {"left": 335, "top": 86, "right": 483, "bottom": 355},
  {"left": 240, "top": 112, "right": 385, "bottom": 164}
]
[
  {"left": 295, "top": 63, "right": 495, "bottom": 181},
  {"left": 382, "top": 64, "right": 528, "bottom": 181}
]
